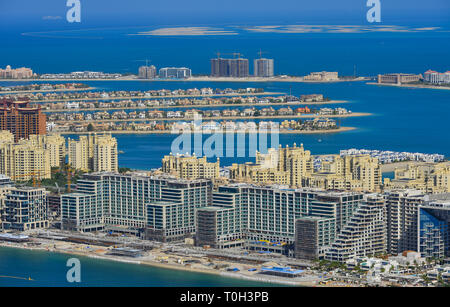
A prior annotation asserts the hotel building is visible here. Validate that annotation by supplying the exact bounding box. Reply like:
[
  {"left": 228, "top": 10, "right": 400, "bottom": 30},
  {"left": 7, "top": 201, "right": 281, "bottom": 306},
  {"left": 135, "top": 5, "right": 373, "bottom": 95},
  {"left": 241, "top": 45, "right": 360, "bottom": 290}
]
[
  {"left": 0, "top": 65, "right": 33, "bottom": 79},
  {"left": 159, "top": 67, "right": 192, "bottom": 79},
  {"left": 61, "top": 173, "right": 212, "bottom": 239},
  {"left": 377, "top": 73, "right": 421, "bottom": 85},
  {"left": 196, "top": 183, "right": 363, "bottom": 256},
  {"left": 0, "top": 98, "right": 47, "bottom": 142},
  {"left": 304, "top": 71, "right": 339, "bottom": 81},
  {"left": 423, "top": 70, "right": 450, "bottom": 84},
  {"left": 325, "top": 195, "right": 386, "bottom": 262}
]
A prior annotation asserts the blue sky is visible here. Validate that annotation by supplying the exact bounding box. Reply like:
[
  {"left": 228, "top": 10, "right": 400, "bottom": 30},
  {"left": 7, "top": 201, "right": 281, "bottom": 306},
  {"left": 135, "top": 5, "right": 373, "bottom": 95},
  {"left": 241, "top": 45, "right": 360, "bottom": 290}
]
[{"left": 0, "top": 0, "right": 449, "bottom": 28}]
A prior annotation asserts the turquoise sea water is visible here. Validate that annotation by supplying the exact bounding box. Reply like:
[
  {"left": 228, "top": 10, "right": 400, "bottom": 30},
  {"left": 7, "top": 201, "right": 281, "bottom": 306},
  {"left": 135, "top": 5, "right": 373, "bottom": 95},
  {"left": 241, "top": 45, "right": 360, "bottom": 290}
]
[
  {"left": 0, "top": 246, "right": 276, "bottom": 287},
  {"left": 41, "top": 79, "right": 448, "bottom": 169}
]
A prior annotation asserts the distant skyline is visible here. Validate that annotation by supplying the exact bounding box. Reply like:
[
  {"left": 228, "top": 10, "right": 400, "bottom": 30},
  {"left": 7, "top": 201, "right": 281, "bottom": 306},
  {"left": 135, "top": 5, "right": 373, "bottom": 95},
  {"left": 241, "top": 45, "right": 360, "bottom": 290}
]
[{"left": 1, "top": 0, "right": 449, "bottom": 29}]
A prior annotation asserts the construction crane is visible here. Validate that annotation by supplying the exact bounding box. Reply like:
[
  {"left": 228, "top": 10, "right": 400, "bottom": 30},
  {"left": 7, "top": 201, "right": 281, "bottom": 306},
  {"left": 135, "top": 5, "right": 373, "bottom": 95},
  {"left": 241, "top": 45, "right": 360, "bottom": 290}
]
[
  {"left": 215, "top": 52, "right": 244, "bottom": 59},
  {"left": 14, "top": 171, "right": 43, "bottom": 187},
  {"left": 134, "top": 59, "right": 152, "bottom": 66},
  {"left": 66, "top": 165, "right": 75, "bottom": 193},
  {"left": 257, "top": 49, "right": 268, "bottom": 59}
]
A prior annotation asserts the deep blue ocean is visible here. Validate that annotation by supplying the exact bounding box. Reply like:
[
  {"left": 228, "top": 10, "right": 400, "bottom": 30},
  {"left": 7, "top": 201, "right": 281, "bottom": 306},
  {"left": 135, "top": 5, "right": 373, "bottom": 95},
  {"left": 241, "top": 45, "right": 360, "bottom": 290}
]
[
  {"left": 0, "top": 22, "right": 449, "bottom": 286},
  {"left": 1, "top": 25, "right": 449, "bottom": 170}
]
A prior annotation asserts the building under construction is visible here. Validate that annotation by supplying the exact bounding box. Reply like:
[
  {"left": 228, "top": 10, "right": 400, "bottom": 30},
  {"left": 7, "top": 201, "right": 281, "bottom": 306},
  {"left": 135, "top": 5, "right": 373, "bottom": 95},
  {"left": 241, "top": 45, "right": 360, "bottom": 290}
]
[
  {"left": 0, "top": 98, "right": 47, "bottom": 142},
  {"left": 210, "top": 53, "right": 249, "bottom": 78}
]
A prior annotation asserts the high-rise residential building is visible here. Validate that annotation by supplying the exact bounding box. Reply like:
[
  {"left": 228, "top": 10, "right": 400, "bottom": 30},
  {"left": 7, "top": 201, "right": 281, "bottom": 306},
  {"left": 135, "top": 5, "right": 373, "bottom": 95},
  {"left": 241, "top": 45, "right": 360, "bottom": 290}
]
[
  {"left": 2, "top": 187, "right": 48, "bottom": 231},
  {"left": 60, "top": 192, "right": 102, "bottom": 232},
  {"left": 230, "top": 144, "right": 381, "bottom": 192},
  {"left": 385, "top": 189, "right": 426, "bottom": 254},
  {"left": 0, "top": 130, "right": 14, "bottom": 144},
  {"left": 68, "top": 134, "right": 118, "bottom": 172},
  {"left": 0, "top": 175, "right": 14, "bottom": 230},
  {"left": 294, "top": 216, "right": 336, "bottom": 260},
  {"left": 161, "top": 154, "right": 220, "bottom": 180},
  {"left": 325, "top": 195, "right": 386, "bottom": 262},
  {"left": 254, "top": 58, "right": 274, "bottom": 77},
  {"left": 159, "top": 67, "right": 192, "bottom": 79},
  {"left": 196, "top": 186, "right": 244, "bottom": 248},
  {"left": 61, "top": 173, "right": 212, "bottom": 236},
  {"left": 195, "top": 184, "right": 364, "bottom": 255},
  {"left": 0, "top": 65, "right": 33, "bottom": 79},
  {"left": 230, "top": 144, "right": 312, "bottom": 187},
  {"left": 418, "top": 198, "right": 450, "bottom": 259},
  {"left": 0, "top": 98, "right": 47, "bottom": 142},
  {"left": 68, "top": 135, "right": 92, "bottom": 171},
  {"left": 309, "top": 192, "right": 364, "bottom": 232},
  {"left": 138, "top": 65, "right": 157, "bottom": 79},
  {"left": 28, "top": 134, "right": 66, "bottom": 168},
  {"left": 211, "top": 56, "right": 249, "bottom": 78},
  {"left": 0, "top": 132, "right": 51, "bottom": 181},
  {"left": 93, "top": 134, "right": 118, "bottom": 172}
]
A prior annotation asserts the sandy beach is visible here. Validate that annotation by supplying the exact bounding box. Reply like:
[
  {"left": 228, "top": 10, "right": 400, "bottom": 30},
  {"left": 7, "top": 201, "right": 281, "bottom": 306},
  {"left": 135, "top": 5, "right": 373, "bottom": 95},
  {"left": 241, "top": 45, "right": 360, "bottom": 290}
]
[{"left": 0, "top": 239, "right": 319, "bottom": 287}]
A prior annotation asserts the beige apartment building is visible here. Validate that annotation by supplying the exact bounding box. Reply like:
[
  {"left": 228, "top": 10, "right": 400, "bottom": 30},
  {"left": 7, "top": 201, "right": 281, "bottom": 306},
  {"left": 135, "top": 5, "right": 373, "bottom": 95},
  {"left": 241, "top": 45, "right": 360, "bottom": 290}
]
[
  {"left": 304, "top": 71, "right": 339, "bottom": 81},
  {"left": 0, "top": 131, "right": 51, "bottom": 181},
  {"left": 229, "top": 144, "right": 382, "bottom": 192},
  {"left": 377, "top": 73, "right": 421, "bottom": 85},
  {"left": 68, "top": 134, "right": 118, "bottom": 172},
  {"left": 161, "top": 154, "right": 220, "bottom": 180},
  {"left": 384, "top": 161, "right": 450, "bottom": 193},
  {"left": 231, "top": 143, "right": 313, "bottom": 186},
  {"left": 28, "top": 134, "right": 66, "bottom": 168},
  {"left": 93, "top": 134, "right": 118, "bottom": 172},
  {"left": 302, "top": 155, "right": 381, "bottom": 192}
]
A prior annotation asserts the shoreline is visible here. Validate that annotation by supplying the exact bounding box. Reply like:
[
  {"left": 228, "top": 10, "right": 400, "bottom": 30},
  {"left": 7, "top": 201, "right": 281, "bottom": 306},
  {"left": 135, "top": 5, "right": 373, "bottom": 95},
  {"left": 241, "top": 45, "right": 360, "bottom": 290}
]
[
  {"left": 31, "top": 92, "right": 284, "bottom": 103},
  {"left": 0, "top": 243, "right": 312, "bottom": 287},
  {"left": 42, "top": 100, "right": 349, "bottom": 113},
  {"left": 53, "top": 113, "right": 370, "bottom": 124},
  {"left": 59, "top": 126, "right": 357, "bottom": 135},
  {"left": 0, "top": 87, "right": 95, "bottom": 95},
  {"left": 0, "top": 77, "right": 370, "bottom": 83},
  {"left": 367, "top": 82, "right": 450, "bottom": 91}
]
